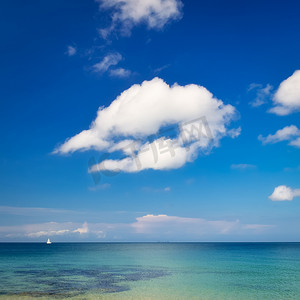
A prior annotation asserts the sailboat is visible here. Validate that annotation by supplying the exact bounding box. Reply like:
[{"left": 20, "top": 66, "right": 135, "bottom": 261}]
[{"left": 46, "top": 238, "right": 52, "bottom": 244}]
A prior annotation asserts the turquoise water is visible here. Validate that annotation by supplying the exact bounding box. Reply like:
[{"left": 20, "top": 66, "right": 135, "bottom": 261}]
[{"left": 0, "top": 243, "right": 300, "bottom": 299}]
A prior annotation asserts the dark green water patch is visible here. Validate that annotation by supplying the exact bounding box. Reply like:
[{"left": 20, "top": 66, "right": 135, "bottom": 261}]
[{"left": 2, "top": 266, "right": 170, "bottom": 298}]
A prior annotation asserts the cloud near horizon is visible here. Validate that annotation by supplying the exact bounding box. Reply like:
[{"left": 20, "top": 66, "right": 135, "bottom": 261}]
[
  {"left": 0, "top": 214, "right": 273, "bottom": 241},
  {"left": 270, "top": 70, "right": 300, "bottom": 115},
  {"left": 54, "top": 78, "right": 239, "bottom": 172},
  {"left": 269, "top": 185, "right": 300, "bottom": 201},
  {"left": 97, "top": 0, "right": 183, "bottom": 38}
]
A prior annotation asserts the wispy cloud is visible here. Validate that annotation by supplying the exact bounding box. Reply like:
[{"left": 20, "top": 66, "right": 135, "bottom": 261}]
[
  {"left": 141, "top": 186, "right": 171, "bottom": 193},
  {"left": 66, "top": 45, "right": 77, "bottom": 56},
  {"left": 283, "top": 165, "right": 300, "bottom": 172},
  {"left": 248, "top": 83, "right": 273, "bottom": 107},
  {"left": 153, "top": 64, "right": 170, "bottom": 74},
  {"left": 258, "top": 125, "right": 300, "bottom": 147},
  {"left": 28, "top": 229, "right": 70, "bottom": 238},
  {"left": 88, "top": 183, "right": 111, "bottom": 191},
  {"left": 231, "top": 164, "right": 256, "bottom": 170},
  {"left": 109, "top": 67, "right": 131, "bottom": 78},
  {"left": 0, "top": 206, "right": 77, "bottom": 216},
  {"left": 92, "top": 53, "right": 122, "bottom": 73},
  {"left": 243, "top": 224, "right": 274, "bottom": 230}
]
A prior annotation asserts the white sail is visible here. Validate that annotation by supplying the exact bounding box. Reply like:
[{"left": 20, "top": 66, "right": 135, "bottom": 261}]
[{"left": 46, "top": 238, "right": 51, "bottom": 244}]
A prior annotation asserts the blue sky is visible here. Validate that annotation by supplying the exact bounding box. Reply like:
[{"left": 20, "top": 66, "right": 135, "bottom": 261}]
[{"left": 0, "top": 0, "right": 300, "bottom": 241}]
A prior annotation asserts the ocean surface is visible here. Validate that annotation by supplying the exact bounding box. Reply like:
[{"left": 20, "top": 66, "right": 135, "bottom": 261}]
[{"left": 0, "top": 243, "right": 300, "bottom": 299}]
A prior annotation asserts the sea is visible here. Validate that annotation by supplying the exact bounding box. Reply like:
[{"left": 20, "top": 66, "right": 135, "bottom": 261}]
[{"left": 0, "top": 242, "right": 300, "bottom": 299}]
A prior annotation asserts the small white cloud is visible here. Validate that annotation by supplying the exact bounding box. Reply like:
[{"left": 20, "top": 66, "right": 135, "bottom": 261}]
[
  {"left": 92, "top": 53, "right": 122, "bottom": 73},
  {"left": 258, "top": 125, "right": 300, "bottom": 147},
  {"left": 97, "top": 0, "right": 183, "bottom": 37},
  {"left": 66, "top": 45, "right": 77, "bottom": 56},
  {"left": 231, "top": 164, "right": 256, "bottom": 170},
  {"left": 270, "top": 70, "right": 300, "bottom": 115},
  {"left": 73, "top": 222, "right": 89, "bottom": 234},
  {"left": 248, "top": 83, "right": 273, "bottom": 107},
  {"left": 109, "top": 68, "right": 131, "bottom": 78},
  {"left": 164, "top": 187, "right": 171, "bottom": 191},
  {"left": 269, "top": 185, "right": 300, "bottom": 201}
]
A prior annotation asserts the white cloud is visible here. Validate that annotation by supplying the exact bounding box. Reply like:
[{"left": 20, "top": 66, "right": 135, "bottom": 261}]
[
  {"left": 231, "top": 164, "right": 256, "bottom": 170},
  {"left": 269, "top": 185, "right": 300, "bottom": 201},
  {"left": 248, "top": 83, "right": 273, "bottom": 107},
  {"left": 92, "top": 53, "right": 122, "bottom": 73},
  {"left": 73, "top": 222, "right": 89, "bottom": 234},
  {"left": 109, "top": 67, "right": 131, "bottom": 77},
  {"left": 55, "top": 78, "right": 238, "bottom": 172},
  {"left": 66, "top": 45, "right": 77, "bottom": 56},
  {"left": 258, "top": 125, "right": 300, "bottom": 147},
  {"left": 97, "top": 0, "right": 183, "bottom": 37},
  {"left": 270, "top": 70, "right": 300, "bottom": 115}
]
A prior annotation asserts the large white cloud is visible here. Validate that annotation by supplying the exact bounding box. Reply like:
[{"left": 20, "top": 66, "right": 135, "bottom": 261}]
[
  {"left": 269, "top": 185, "right": 300, "bottom": 201},
  {"left": 270, "top": 70, "right": 300, "bottom": 115},
  {"left": 97, "top": 0, "right": 183, "bottom": 37},
  {"left": 55, "top": 78, "right": 238, "bottom": 172},
  {"left": 258, "top": 125, "right": 300, "bottom": 147}
]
